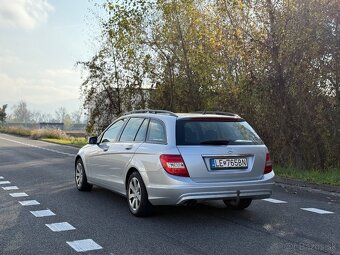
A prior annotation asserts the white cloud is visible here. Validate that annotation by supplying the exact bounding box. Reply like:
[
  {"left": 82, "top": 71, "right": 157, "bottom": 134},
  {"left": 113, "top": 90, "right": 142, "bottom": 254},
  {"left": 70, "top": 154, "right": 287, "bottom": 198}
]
[
  {"left": 0, "top": 0, "right": 53, "bottom": 29},
  {"left": 0, "top": 50, "right": 21, "bottom": 66},
  {"left": 0, "top": 68, "right": 81, "bottom": 108}
]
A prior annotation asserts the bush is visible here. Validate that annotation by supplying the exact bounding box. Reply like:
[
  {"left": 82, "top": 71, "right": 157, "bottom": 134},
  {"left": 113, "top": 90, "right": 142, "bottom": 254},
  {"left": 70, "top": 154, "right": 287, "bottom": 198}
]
[
  {"left": 0, "top": 127, "right": 31, "bottom": 136},
  {"left": 30, "top": 129, "right": 69, "bottom": 140},
  {"left": 0, "top": 127, "right": 69, "bottom": 140}
]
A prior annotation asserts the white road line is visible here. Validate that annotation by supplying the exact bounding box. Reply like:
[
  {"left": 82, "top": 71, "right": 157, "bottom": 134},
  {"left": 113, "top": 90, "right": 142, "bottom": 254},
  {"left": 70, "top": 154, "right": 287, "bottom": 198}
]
[
  {"left": 262, "top": 198, "right": 287, "bottom": 204},
  {"left": 0, "top": 176, "right": 4, "bottom": 179},
  {"left": 19, "top": 200, "right": 40, "bottom": 206},
  {"left": 10, "top": 192, "right": 28, "bottom": 197},
  {"left": 66, "top": 239, "right": 103, "bottom": 252},
  {"left": 2, "top": 186, "right": 19, "bottom": 190},
  {"left": 0, "top": 136, "right": 75, "bottom": 157},
  {"left": 0, "top": 181, "right": 11, "bottom": 185},
  {"left": 46, "top": 222, "right": 76, "bottom": 232},
  {"left": 30, "top": 209, "right": 56, "bottom": 217},
  {"left": 301, "top": 208, "right": 334, "bottom": 214}
]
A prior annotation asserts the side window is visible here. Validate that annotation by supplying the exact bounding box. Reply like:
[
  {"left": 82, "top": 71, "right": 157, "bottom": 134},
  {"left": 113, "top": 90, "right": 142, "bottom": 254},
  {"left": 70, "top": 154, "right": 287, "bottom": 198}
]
[
  {"left": 120, "top": 118, "right": 145, "bottom": 142},
  {"left": 134, "top": 119, "right": 149, "bottom": 142},
  {"left": 101, "top": 119, "right": 125, "bottom": 143},
  {"left": 147, "top": 119, "right": 166, "bottom": 143}
]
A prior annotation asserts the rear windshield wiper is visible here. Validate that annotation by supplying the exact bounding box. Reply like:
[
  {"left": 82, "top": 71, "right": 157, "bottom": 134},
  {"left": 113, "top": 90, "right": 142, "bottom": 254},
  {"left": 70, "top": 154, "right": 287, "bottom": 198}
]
[{"left": 200, "top": 140, "right": 231, "bottom": 145}]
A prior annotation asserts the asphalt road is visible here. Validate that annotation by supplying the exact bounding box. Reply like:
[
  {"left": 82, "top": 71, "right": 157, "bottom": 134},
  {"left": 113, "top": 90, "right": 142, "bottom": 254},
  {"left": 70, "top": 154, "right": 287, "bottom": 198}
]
[{"left": 0, "top": 133, "right": 339, "bottom": 255}]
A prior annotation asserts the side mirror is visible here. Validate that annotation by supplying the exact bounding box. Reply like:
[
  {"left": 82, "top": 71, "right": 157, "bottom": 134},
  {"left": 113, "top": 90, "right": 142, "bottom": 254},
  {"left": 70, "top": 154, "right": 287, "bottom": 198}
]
[{"left": 88, "top": 136, "right": 98, "bottom": 144}]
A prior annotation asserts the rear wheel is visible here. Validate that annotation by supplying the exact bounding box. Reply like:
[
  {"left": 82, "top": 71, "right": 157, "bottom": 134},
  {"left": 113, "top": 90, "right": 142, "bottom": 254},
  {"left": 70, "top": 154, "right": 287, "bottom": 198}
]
[
  {"left": 127, "top": 172, "right": 153, "bottom": 217},
  {"left": 75, "top": 159, "right": 93, "bottom": 191},
  {"left": 223, "top": 198, "right": 252, "bottom": 210}
]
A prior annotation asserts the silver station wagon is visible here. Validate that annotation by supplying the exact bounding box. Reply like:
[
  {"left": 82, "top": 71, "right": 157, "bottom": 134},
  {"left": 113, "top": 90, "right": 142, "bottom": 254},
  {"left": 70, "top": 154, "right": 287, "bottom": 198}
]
[{"left": 75, "top": 110, "right": 274, "bottom": 216}]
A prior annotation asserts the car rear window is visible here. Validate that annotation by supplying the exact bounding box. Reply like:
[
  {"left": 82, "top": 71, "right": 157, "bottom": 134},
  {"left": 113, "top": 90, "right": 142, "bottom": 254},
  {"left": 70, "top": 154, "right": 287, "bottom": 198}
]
[{"left": 176, "top": 119, "right": 263, "bottom": 145}]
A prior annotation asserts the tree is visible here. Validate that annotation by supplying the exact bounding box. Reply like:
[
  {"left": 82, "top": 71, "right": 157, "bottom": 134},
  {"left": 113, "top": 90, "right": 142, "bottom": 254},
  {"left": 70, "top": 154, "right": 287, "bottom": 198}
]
[
  {"left": 0, "top": 104, "right": 7, "bottom": 125},
  {"left": 12, "top": 101, "right": 31, "bottom": 123},
  {"left": 71, "top": 110, "right": 83, "bottom": 124},
  {"left": 78, "top": 0, "right": 151, "bottom": 133},
  {"left": 64, "top": 114, "right": 73, "bottom": 130},
  {"left": 55, "top": 107, "right": 67, "bottom": 123},
  {"left": 80, "top": 0, "right": 339, "bottom": 169}
]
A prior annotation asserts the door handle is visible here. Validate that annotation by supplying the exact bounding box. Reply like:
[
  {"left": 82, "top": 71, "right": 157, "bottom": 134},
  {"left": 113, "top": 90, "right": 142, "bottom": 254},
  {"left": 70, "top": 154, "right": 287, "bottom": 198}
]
[
  {"left": 103, "top": 147, "right": 109, "bottom": 152},
  {"left": 125, "top": 144, "right": 133, "bottom": 150}
]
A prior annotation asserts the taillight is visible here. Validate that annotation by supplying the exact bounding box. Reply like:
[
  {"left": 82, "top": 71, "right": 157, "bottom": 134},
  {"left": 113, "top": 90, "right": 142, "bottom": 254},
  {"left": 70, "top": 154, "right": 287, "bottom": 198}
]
[
  {"left": 160, "top": 154, "right": 190, "bottom": 177},
  {"left": 264, "top": 153, "right": 273, "bottom": 174}
]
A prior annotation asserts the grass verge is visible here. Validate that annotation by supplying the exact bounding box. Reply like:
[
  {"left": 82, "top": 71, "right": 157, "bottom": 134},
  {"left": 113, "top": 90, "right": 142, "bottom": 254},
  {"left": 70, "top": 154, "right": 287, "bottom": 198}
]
[
  {"left": 0, "top": 126, "right": 31, "bottom": 136},
  {"left": 275, "top": 166, "right": 340, "bottom": 186},
  {"left": 0, "top": 126, "right": 87, "bottom": 147},
  {"left": 0, "top": 126, "right": 69, "bottom": 139},
  {"left": 41, "top": 138, "right": 87, "bottom": 148}
]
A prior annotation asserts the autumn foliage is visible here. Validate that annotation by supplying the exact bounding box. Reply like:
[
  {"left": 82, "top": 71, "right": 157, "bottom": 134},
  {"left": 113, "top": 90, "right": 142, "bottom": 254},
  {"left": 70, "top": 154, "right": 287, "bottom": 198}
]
[{"left": 79, "top": 0, "right": 339, "bottom": 169}]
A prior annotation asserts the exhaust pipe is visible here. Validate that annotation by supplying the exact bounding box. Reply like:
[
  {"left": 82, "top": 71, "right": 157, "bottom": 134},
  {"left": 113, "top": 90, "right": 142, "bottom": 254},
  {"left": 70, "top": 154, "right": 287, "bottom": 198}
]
[{"left": 183, "top": 200, "right": 197, "bottom": 206}]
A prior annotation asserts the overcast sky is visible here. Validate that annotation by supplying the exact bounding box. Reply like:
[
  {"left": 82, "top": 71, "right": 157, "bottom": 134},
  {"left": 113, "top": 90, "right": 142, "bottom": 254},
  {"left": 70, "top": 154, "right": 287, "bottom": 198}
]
[{"left": 0, "top": 0, "right": 101, "bottom": 114}]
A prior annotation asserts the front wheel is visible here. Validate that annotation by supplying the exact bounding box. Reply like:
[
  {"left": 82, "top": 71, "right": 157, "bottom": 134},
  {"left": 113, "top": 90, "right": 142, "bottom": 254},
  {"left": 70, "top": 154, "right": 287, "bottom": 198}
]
[
  {"left": 127, "top": 172, "right": 153, "bottom": 217},
  {"left": 223, "top": 198, "right": 252, "bottom": 210},
  {"left": 75, "top": 159, "right": 93, "bottom": 191}
]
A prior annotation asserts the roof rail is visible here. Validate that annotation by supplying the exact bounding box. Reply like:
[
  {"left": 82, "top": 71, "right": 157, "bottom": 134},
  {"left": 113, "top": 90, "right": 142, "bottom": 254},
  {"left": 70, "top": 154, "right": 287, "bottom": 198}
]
[
  {"left": 191, "top": 111, "right": 239, "bottom": 117},
  {"left": 124, "top": 109, "right": 177, "bottom": 117}
]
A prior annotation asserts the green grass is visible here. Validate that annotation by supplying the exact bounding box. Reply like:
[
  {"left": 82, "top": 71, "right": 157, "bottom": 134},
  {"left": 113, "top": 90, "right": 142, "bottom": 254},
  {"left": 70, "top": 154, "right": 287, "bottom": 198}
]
[
  {"left": 275, "top": 166, "right": 340, "bottom": 186},
  {"left": 41, "top": 138, "right": 87, "bottom": 147}
]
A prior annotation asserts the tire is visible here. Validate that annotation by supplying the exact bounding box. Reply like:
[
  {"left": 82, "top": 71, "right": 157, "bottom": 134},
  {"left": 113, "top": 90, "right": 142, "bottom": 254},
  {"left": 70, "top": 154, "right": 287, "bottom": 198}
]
[
  {"left": 127, "top": 171, "right": 153, "bottom": 217},
  {"left": 75, "top": 159, "right": 93, "bottom": 191},
  {"left": 223, "top": 198, "right": 252, "bottom": 210}
]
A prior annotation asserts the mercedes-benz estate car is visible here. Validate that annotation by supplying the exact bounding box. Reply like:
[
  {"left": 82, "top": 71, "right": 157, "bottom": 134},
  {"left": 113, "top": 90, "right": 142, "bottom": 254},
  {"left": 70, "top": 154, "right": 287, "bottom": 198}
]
[{"left": 75, "top": 110, "right": 274, "bottom": 216}]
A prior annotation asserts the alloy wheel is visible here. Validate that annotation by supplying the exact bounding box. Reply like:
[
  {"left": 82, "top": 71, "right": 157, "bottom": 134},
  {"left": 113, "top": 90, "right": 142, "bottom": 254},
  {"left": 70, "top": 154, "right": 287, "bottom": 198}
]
[
  {"left": 128, "top": 177, "right": 141, "bottom": 211},
  {"left": 75, "top": 162, "right": 83, "bottom": 188}
]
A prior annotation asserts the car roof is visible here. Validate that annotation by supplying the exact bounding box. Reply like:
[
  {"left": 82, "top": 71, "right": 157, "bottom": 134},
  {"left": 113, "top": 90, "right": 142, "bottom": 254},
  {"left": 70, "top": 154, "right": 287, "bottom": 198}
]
[
  {"left": 175, "top": 113, "right": 240, "bottom": 119},
  {"left": 124, "top": 110, "right": 241, "bottom": 120}
]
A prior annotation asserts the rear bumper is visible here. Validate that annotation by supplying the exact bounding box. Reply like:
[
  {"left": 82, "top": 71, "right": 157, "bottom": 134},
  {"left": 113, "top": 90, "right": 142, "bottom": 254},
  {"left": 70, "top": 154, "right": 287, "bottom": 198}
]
[{"left": 147, "top": 171, "right": 275, "bottom": 205}]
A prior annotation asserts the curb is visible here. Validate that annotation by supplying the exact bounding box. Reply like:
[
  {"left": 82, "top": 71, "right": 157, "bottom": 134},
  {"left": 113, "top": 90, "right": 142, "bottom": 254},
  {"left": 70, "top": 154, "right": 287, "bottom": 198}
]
[{"left": 275, "top": 176, "right": 340, "bottom": 194}]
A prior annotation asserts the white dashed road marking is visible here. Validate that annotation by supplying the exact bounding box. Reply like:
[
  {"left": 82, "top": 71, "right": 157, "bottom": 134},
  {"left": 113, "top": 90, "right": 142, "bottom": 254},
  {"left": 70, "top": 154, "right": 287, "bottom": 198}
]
[
  {"left": 19, "top": 200, "right": 40, "bottom": 206},
  {"left": 301, "top": 208, "right": 334, "bottom": 214},
  {"left": 10, "top": 192, "right": 28, "bottom": 197},
  {"left": 2, "top": 186, "right": 19, "bottom": 190},
  {"left": 0, "top": 176, "right": 4, "bottom": 179},
  {"left": 0, "top": 181, "right": 11, "bottom": 185},
  {"left": 262, "top": 198, "right": 287, "bottom": 204},
  {"left": 66, "top": 239, "right": 103, "bottom": 252},
  {"left": 46, "top": 222, "right": 76, "bottom": 232},
  {"left": 0, "top": 136, "right": 75, "bottom": 157},
  {"left": 30, "top": 209, "right": 56, "bottom": 217}
]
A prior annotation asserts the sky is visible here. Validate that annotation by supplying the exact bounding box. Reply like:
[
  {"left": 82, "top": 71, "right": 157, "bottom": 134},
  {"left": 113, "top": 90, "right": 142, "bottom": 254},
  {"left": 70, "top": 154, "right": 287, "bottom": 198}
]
[{"left": 0, "top": 0, "right": 102, "bottom": 115}]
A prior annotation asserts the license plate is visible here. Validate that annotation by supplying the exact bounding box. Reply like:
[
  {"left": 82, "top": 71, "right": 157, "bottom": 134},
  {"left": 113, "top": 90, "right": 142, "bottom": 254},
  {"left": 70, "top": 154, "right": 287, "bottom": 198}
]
[{"left": 210, "top": 158, "right": 248, "bottom": 170}]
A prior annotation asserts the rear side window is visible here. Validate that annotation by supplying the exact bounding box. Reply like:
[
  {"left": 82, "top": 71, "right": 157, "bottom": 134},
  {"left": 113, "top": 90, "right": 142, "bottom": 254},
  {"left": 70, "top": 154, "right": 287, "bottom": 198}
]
[
  {"left": 101, "top": 119, "right": 125, "bottom": 143},
  {"left": 120, "top": 118, "right": 145, "bottom": 142},
  {"left": 147, "top": 119, "right": 166, "bottom": 144},
  {"left": 176, "top": 119, "right": 263, "bottom": 145}
]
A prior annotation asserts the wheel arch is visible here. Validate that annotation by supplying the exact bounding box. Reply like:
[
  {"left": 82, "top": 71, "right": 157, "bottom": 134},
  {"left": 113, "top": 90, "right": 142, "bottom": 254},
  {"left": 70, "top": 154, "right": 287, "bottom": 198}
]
[
  {"left": 75, "top": 155, "right": 82, "bottom": 167},
  {"left": 125, "top": 167, "right": 138, "bottom": 191},
  {"left": 125, "top": 167, "right": 150, "bottom": 192}
]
